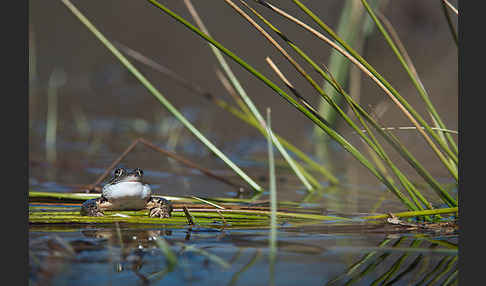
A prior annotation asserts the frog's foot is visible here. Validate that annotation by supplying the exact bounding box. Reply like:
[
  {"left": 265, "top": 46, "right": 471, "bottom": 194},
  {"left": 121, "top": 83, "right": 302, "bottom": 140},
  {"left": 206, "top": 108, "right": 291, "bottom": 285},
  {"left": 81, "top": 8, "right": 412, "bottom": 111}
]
[
  {"left": 80, "top": 197, "right": 111, "bottom": 216},
  {"left": 146, "top": 197, "right": 172, "bottom": 218}
]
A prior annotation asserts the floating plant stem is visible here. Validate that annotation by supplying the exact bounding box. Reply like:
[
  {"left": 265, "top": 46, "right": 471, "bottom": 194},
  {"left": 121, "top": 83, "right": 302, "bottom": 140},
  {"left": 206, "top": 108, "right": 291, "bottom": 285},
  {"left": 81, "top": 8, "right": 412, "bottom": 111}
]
[
  {"left": 360, "top": 207, "right": 458, "bottom": 221},
  {"left": 190, "top": 196, "right": 225, "bottom": 209},
  {"left": 60, "top": 0, "right": 263, "bottom": 192}
]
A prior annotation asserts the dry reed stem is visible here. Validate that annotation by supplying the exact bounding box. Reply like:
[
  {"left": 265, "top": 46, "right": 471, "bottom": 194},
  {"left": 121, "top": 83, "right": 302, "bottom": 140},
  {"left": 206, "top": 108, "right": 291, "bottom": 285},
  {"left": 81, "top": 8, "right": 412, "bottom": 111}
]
[{"left": 442, "top": 0, "right": 458, "bottom": 15}]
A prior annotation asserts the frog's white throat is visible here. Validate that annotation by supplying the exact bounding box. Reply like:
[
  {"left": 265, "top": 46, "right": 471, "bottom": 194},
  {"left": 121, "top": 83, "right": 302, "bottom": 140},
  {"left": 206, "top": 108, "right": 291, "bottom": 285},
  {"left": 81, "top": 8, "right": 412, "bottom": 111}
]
[{"left": 102, "top": 182, "right": 152, "bottom": 210}]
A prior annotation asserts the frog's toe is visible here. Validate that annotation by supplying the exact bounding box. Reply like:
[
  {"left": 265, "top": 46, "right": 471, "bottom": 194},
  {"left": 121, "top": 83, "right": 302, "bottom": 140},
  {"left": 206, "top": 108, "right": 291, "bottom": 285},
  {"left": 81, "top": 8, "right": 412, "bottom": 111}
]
[
  {"left": 147, "top": 197, "right": 172, "bottom": 218},
  {"left": 80, "top": 198, "right": 104, "bottom": 217},
  {"left": 149, "top": 207, "right": 168, "bottom": 218}
]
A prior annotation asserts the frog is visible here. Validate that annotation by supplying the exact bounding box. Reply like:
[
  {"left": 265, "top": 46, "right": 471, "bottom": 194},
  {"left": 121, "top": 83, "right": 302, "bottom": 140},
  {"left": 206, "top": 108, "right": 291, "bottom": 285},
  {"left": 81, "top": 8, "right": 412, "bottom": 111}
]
[{"left": 80, "top": 167, "right": 172, "bottom": 218}]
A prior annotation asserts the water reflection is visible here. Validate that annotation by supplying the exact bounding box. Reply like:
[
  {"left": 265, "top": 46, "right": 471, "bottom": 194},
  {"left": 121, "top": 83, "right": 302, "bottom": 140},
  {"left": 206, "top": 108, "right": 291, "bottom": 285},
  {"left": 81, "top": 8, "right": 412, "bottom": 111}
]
[{"left": 29, "top": 224, "right": 457, "bottom": 286}]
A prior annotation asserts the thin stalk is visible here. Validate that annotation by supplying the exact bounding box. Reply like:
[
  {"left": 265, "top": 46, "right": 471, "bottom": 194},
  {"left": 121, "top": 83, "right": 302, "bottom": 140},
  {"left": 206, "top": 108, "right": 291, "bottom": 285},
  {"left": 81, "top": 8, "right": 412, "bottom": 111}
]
[
  {"left": 360, "top": 126, "right": 458, "bottom": 135},
  {"left": 190, "top": 196, "right": 225, "bottom": 210},
  {"left": 440, "top": 0, "right": 459, "bottom": 46},
  {"left": 266, "top": 108, "right": 277, "bottom": 286},
  {"left": 146, "top": 0, "right": 418, "bottom": 210},
  {"left": 443, "top": 0, "right": 458, "bottom": 15},
  {"left": 60, "top": 0, "right": 263, "bottom": 192},
  {"left": 45, "top": 77, "right": 58, "bottom": 163},
  {"left": 214, "top": 68, "right": 253, "bottom": 117},
  {"left": 361, "top": 0, "right": 458, "bottom": 156},
  {"left": 262, "top": 0, "right": 458, "bottom": 179},
  {"left": 29, "top": 24, "right": 37, "bottom": 83},
  {"left": 184, "top": 0, "right": 315, "bottom": 192}
]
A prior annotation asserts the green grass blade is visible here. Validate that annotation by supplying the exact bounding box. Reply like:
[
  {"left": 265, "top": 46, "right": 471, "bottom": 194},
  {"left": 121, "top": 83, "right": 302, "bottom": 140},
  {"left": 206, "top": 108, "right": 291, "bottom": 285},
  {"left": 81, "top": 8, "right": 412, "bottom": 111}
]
[
  {"left": 60, "top": 0, "right": 263, "bottom": 192},
  {"left": 266, "top": 108, "right": 277, "bottom": 286}
]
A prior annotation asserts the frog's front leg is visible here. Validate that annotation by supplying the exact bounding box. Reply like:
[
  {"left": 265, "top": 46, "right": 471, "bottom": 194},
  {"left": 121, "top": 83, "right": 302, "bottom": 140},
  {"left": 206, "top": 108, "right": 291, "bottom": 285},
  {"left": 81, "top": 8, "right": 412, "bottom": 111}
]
[
  {"left": 146, "top": 197, "right": 172, "bottom": 218},
  {"left": 80, "top": 196, "right": 112, "bottom": 216}
]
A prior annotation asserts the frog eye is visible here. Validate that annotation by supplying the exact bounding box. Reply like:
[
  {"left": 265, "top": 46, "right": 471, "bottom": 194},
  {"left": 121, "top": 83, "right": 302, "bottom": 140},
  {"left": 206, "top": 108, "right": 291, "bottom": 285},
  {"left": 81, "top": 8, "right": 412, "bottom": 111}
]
[
  {"left": 114, "top": 168, "right": 124, "bottom": 177},
  {"left": 135, "top": 168, "right": 143, "bottom": 177}
]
